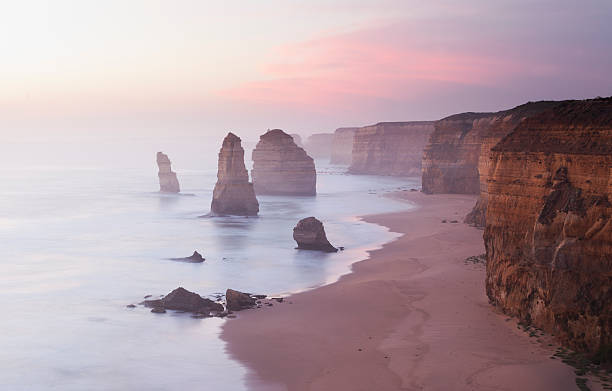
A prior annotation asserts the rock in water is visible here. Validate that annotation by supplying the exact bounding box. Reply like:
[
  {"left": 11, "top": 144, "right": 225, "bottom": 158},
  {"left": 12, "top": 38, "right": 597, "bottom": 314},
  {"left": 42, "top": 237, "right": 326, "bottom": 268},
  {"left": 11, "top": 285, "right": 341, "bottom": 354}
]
[
  {"left": 251, "top": 129, "right": 316, "bottom": 196},
  {"left": 144, "top": 287, "right": 223, "bottom": 313},
  {"left": 484, "top": 97, "right": 612, "bottom": 355},
  {"left": 156, "top": 152, "right": 180, "bottom": 193},
  {"left": 170, "top": 251, "right": 205, "bottom": 263},
  {"left": 304, "top": 133, "right": 334, "bottom": 160},
  {"left": 210, "top": 133, "right": 259, "bottom": 216},
  {"left": 293, "top": 217, "right": 337, "bottom": 252},
  {"left": 225, "top": 289, "right": 257, "bottom": 311}
]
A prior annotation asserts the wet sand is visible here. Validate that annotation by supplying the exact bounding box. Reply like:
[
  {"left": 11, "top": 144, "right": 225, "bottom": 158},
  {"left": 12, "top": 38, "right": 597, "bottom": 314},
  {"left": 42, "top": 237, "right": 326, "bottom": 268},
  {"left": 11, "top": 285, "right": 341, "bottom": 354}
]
[{"left": 221, "top": 192, "right": 577, "bottom": 391}]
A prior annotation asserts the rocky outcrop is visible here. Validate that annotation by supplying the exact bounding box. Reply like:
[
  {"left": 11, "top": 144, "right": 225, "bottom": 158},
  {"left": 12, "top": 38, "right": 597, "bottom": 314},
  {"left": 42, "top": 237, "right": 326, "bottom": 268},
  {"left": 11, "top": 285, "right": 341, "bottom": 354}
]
[
  {"left": 422, "top": 102, "right": 559, "bottom": 198},
  {"left": 156, "top": 152, "right": 180, "bottom": 193},
  {"left": 170, "top": 251, "right": 204, "bottom": 263},
  {"left": 210, "top": 133, "right": 259, "bottom": 216},
  {"left": 348, "top": 122, "right": 434, "bottom": 176},
  {"left": 293, "top": 217, "right": 337, "bottom": 252},
  {"left": 226, "top": 289, "right": 257, "bottom": 311},
  {"left": 144, "top": 287, "right": 224, "bottom": 314},
  {"left": 251, "top": 129, "right": 316, "bottom": 196},
  {"left": 304, "top": 133, "right": 334, "bottom": 160},
  {"left": 330, "top": 127, "right": 358, "bottom": 165},
  {"left": 484, "top": 97, "right": 612, "bottom": 355}
]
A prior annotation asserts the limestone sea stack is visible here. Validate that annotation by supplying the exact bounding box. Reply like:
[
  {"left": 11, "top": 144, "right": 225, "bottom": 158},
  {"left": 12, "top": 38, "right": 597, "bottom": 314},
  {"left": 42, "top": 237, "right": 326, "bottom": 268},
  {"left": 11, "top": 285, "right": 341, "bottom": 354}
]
[
  {"left": 348, "top": 122, "right": 434, "bottom": 176},
  {"left": 156, "top": 152, "right": 180, "bottom": 193},
  {"left": 484, "top": 97, "right": 612, "bottom": 355},
  {"left": 330, "top": 127, "right": 358, "bottom": 165},
  {"left": 210, "top": 133, "right": 259, "bottom": 216},
  {"left": 251, "top": 129, "right": 316, "bottom": 196},
  {"left": 293, "top": 217, "right": 337, "bottom": 252}
]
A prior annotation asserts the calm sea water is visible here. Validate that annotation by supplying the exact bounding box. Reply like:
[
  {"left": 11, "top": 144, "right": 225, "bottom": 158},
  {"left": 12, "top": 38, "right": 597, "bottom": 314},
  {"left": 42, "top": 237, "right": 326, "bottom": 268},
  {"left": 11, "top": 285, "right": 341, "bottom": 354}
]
[{"left": 0, "top": 149, "right": 416, "bottom": 390}]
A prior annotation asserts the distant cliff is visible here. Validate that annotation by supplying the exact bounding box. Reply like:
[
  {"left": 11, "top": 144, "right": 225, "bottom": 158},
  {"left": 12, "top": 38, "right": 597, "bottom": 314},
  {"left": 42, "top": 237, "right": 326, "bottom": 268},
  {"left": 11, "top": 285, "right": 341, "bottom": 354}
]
[
  {"left": 304, "top": 133, "right": 334, "bottom": 160},
  {"left": 348, "top": 122, "right": 434, "bottom": 176},
  {"left": 484, "top": 97, "right": 612, "bottom": 355},
  {"left": 330, "top": 127, "right": 358, "bottom": 165},
  {"left": 422, "top": 102, "right": 560, "bottom": 197}
]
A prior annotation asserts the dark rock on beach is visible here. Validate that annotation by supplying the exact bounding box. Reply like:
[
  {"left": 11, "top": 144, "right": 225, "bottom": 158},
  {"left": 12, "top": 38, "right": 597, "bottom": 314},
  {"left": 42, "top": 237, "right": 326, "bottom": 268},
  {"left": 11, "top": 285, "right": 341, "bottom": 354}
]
[
  {"left": 143, "top": 287, "right": 224, "bottom": 314},
  {"left": 293, "top": 217, "right": 338, "bottom": 252},
  {"left": 226, "top": 289, "right": 257, "bottom": 311}
]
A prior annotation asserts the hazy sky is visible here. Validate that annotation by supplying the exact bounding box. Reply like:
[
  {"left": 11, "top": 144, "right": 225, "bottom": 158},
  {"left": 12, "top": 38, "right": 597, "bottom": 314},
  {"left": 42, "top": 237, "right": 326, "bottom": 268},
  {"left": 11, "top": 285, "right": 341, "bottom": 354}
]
[{"left": 1, "top": 0, "right": 611, "bottom": 141}]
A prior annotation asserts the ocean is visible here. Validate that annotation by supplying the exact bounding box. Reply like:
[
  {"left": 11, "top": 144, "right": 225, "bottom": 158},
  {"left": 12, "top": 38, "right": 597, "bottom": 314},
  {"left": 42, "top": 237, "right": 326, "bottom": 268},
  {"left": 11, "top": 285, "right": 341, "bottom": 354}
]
[{"left": 0, "top": 140, "right": 416, "bottom": 390}]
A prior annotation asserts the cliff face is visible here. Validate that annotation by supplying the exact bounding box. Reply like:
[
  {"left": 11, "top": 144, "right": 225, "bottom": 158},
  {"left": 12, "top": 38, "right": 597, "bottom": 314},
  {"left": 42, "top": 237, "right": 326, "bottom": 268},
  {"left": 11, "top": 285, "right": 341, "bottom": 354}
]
[
  {"left": 484, "top": 98, "right": 612, "bottom": 355},
  {"left": 330, "top": 127, "right": 358, "bottom": 165},
  {"left": 304, "top": 133, "right": 334, "bottom": 160},
  {"left": 156, "top": 152, "right": 180, "bottom": 193},
  {"left": 290, "top": 134, "right": 304, "bottom": 148},
  {"left": 251, "top": 129, "right": 316, "bottom": 196},
  {"left": 348, "top": 122, "right": 434, "bottom": 176},
  {"left": 210, "top": 133, "right": 259, "bottom": 216}
]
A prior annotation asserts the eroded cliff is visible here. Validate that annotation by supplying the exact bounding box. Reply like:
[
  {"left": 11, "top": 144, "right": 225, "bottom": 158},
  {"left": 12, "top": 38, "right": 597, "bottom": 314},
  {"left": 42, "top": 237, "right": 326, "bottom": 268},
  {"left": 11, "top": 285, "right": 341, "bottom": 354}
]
[
  {"left": 423, "top": 102, "right": 558, "bottom": 199},
  {"left": 304, "top": 133, "right": 334, "bottom": 160},
  {"left": 348, "top": 122, "right": 434, "bottom": 176},
  {"left": 330, "top": 127, "right": 358, "bottom": 165},
  {"left": 484, "top": 97, "right": 612, "bottom": 355},
  {"left": 251, "top": 129, "right": 316, "bottom": 196}
]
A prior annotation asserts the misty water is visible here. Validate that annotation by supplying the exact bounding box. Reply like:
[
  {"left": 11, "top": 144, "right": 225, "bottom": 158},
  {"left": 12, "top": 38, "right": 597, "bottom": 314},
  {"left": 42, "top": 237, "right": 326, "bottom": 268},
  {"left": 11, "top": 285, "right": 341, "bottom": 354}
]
[{"left": 0, "top": 143, "right": 417, "bottom": 390}]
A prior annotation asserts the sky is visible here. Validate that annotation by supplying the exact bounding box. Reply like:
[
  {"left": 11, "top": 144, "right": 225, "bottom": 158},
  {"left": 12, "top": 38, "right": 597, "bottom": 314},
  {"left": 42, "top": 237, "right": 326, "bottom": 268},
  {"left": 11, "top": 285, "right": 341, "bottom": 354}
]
[{"left": 1, "top": 0, "right": 611, "bottom": 143}]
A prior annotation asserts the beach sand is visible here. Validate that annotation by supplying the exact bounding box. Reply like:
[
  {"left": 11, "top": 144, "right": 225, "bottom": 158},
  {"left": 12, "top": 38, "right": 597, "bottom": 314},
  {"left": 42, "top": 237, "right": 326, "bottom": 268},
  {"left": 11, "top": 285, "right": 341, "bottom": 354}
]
[{"left": 221, "top": 192, "right": 579, "bottom": 391}]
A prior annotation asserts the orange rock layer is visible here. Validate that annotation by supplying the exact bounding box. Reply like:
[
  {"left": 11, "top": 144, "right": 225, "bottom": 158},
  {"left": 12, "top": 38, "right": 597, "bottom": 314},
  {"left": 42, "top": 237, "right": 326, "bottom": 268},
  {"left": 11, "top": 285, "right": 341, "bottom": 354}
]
[{"left": 484, "top": 97, "right": 612, "bottom": 355}]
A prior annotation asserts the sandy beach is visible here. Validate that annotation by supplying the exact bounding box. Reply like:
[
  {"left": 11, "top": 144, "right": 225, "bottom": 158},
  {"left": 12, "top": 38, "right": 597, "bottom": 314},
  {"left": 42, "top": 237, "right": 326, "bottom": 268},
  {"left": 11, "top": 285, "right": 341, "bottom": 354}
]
[{"left": 221, "top": 192, "right": 578, "bottom": 391}]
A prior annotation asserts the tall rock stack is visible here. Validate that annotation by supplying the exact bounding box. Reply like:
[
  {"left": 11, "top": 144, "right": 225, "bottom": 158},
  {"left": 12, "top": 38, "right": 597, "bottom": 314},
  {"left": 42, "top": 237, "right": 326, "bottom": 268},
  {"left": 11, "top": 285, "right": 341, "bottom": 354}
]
[
  {"left": 330, "top": 127, "right": 358, "bottom": 165},
  {"left": 156, "top": 152, "right": 180, "bottom": 193},
  {"left": 210, "top": 133, "right": 259, "bottom": 216},
  {"left": 251, "top": 129, "right": 316, "bottom": 196},
  {"left": 348, "top": 122, "right": 434, "bottom": 176},
  {"left": 484, "top": 97, "right": 612, "bottom": 355}
]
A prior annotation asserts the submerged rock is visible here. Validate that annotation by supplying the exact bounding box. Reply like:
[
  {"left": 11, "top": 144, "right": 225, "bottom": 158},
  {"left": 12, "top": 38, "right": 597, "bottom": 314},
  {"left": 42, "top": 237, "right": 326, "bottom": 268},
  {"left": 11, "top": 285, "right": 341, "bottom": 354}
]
[
  {"left": 143, "top": 287, "right": 224, "bottom": 314},
  {"left": 293, "top": 217, "right": 338, "bottom": 252},
  {"left": 210, "top": 133, "right": 259, "bottom": 216},
  {"left": 251, "top": 129, "right": 316, "bottom": 196},
  {"left": 225, "top": 289, "right": 257, "bottom": 311},
  {"left": 170, "top": 251, "right": 205, "bottom": 263},
  {"left": 156, "top": 152, "right": 180, "bottom": 193}
]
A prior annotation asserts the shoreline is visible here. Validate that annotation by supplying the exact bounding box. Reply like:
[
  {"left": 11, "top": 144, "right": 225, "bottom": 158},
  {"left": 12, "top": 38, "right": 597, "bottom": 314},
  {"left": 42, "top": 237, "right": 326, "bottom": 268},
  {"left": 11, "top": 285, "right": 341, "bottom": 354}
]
[{"left": 221, "top": 192, "right": 577, "bottom": 391}]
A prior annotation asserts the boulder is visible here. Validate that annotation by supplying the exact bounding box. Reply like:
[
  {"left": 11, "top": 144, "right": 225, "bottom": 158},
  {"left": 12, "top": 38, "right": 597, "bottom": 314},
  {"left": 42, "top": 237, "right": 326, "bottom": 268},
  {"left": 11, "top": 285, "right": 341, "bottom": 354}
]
[
  {"left": 210, "top": 133, "right": 259, "bottom": 216},
  {"left": 156, "top": 152, "right": 180, "bottom": 193},
  {"left": 225, "top": 289, "right": 257, "bottom": 311},
  {"left": 143, "top": 287, "right": 224, "bottom": 314},
  {"left": 293, "top": 217, "right": 337, "bottom": 252}
]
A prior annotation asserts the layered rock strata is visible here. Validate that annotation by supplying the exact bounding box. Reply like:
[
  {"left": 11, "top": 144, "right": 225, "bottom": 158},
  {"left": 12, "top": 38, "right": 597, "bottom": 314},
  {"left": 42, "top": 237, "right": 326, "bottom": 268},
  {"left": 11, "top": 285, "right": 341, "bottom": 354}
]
[
  {"left": 304, "top": 133, "right": 334, "bottom": 160},
  {"left": 293, "top": 217, "right": 337, "bottom": 252},
  {"left": 349, "top": 122, "right": 434, "bottom": 176},
  {"left": 210, "top": 133, "right": 259, "bottom": 216},
  {"left": 156, "top": 152, "right": 180, "bottom": 193},
  {"left": 330, "top": 127, "right": 358, "bottom": 165},
  {"left": 484, "top": 97, "right": 612, "bottom": 355},
  {"left": 251, "top": 129, "right": 316, "bottom": 196},
  {"left": 422, "top": 102, "right": 558, "bottom": 199}
]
